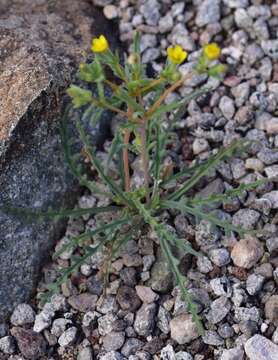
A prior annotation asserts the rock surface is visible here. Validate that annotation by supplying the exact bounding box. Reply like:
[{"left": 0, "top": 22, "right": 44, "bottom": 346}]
[
  {"left": 265, "top": 295, "right": 278, "bottom": 326},
  {"left": 10, "top": 304, "right": 35, "bottom": 326},
  {"left": 231, "top": 236, "right": 264, "bottom": 269},
  {"left": 244, "top": 334, "right": 278, "bottom": 360},
  {"left": 10, "top": 327, "right": 47, "bottom": 359},
  {"left": 68, "top": 293, "right": 98, "bottom": 313},
  {"left": 170, "top": 314, "right": 199, "bottom": 344},
  {"left": 134, "top": 303, "right": 157, "bottom": 336},
  {"left": 0, "top": 0, "right": 118, "bottom": 320},
  {"left": 220, "top": 347, "right": 244, "bottom": 360}
]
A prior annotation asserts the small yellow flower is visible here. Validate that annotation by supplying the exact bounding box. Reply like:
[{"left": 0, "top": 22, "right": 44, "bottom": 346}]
[
  {"left": 167, "top": 45, "right": 187, "bottom": 64},
  {"left": 91, "top": 35, "right": 109, "bottom": 53},
  {"left": 203, "top": 43, "right": 221, "bottom": 60}
]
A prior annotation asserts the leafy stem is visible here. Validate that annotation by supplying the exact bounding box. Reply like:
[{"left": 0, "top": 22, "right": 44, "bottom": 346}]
[
  {"left": 123, "top": 128, "right": 131, "bottom": 192},
  {"left": 140, "top": 118, "right": 150, "bottom": 204},
  {"left": 145, "top": 75, "right": 186, "bottom": 118},
  {"left": 8, "top": 34, "right": 263, "bottom": 334}
]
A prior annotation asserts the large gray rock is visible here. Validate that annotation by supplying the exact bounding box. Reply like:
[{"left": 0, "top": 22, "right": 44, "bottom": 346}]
[{"left": 0, "top": 0, "right": 119, "bottom": 320}]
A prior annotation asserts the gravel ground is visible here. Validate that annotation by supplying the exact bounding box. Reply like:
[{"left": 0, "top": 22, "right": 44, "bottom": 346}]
[{"left": 1, "top": 0, "right": 278, "bottom": 359}]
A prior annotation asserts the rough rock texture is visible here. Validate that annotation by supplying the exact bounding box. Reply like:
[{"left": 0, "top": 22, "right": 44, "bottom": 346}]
[
  {"left": 231, "top": 236, "right": 264, "bottom": 269},
  {"left": 10, "top": 327, "right": 47, "bottom": 359},
  {"left": 170, "top": 314, "right": 199, "bottom": 345},
  {"left": 244, "top": 334, "right": 278, "bottom": 360},
  {"left": 0, "top": 0, "right": 119, "bottom": 320}
]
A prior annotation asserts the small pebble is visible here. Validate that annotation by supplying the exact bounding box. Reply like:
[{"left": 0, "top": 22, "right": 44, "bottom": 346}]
[
  {"left": 245, "top": 335, "right": 278, "bottom": 360},
  {"left": 10, "top": 304, "right": 35, "bottom": 326},
  {"left": 135, "top": 286, "right": 158, "bottom": 303},
  {"left": 103, "top": 5, "right": 118, "bottom": 19},
  {"left": 170, "top": 314, "right": 199, "bottom": 344},
  {"left": 58, "top": 327, "right": 78, "bottom": 347},
  {"left": 231, "top": 236, "right": 264, "bottom": 269}
]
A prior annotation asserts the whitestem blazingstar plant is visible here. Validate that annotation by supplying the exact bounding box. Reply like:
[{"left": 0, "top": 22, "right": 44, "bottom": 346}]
[{"left": 2, "top": 34, "right": 268, "bottom": 333}]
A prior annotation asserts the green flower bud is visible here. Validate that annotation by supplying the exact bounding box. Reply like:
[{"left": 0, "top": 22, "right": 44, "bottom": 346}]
[
  {"left": 79, "top": 59, "right": 105, "bottom": 83},
  {"left": 208, "top": 64, "right": 227, "bottom": 78},
  {"left": 67, "top": 85, "right": 92, "bottom": 108},
  {"left": 170, "top": 71, "right": 182, "bottom": 82}
]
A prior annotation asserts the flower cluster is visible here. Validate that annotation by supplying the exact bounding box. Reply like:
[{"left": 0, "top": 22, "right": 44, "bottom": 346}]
[
  {"left": 68, "top": 35, "right": 226, "bottom": 111},
  {"left": 88, "top": 35, "right": 225, "bottom": 80},
  {"left": 90, "top": 35, "right": 221, "bottom": 65}
]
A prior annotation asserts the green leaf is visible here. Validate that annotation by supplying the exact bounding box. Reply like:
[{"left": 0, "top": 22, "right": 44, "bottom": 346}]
[
  {"left": 42, "top": 228, "right": 116, "bottom": 302},
  {"left": 78, "top": 58, "right": 105, "bottom": 83},
  {"left": 78, "top": 64, "right": 95, "bottom": 83},
  {"left": 127, "top": 79, "right": 152, "bottom": 93},
  {"left": 114, "top": 87, "right": 144, "bottom": 113},
  {"left": 189, "top": 178, "right": 269, "bottom": 207},
  {"left": 97, "top": 50, "right": 127, "bottom": 81},
  {"left": 133, "top": 199, "right": 199, "bottom": 257},
  {"left": 150, "top": 100, "right": 185, "bottom": 119},
  {"left": 161, "top": 200, "right": 254, "bottom": 237},
  {"left": 106, "top": 128, "right": 123, "bottom": 176},
  {"left": 167, "top": 139, "right": 247, "bottom": 201},
  {"left": 130, "top": 32, "right": 145, "bottom": 81},
  {"left": 111, "top": 217, "right": 143, "bottom": 256},
  {"left": 81, "top": 104, "right": 104, "bottom": 128},
  {"left": 208, "top": 64, "right": 227, "bottom": 78},
  {"left": 76, "top": 121, "right": 135, "bottom": 209},
  {"left": 133, "top": 196, "right": 204, "bottom": 333},
  {"left": 67, "top": 85, "right": 92, "bottom": 108},
  {"left": 153, "top": 123, "right": 166, "bottom": 180},
  {"left": 54, "top": 216, "right": 130, "bottom": 259},
  {"left": 118, "top": 147, "right": 125, "bottom": 191},
  {"left": 133, "top": 31, "right": 141, "bottom": 55},
  {"left": 0, "top": 203, "right": 121, "bottom": 223},
  {"left": 158, "top": 225, "right": 200, "bottom": 257},
  {"left": 172, "top": 87, "right": 210, "bottom": 125},
  {"left": 149, "top": 86, "right": 209, "bottom": 120},
  {"left": 150, "top": 122, "right": 167, "bottom": 204},
  {"left": 159, "top": 235, "right": 204, "bottom": 334},
  {"left": 161, "top": 164, "right": 197, "bottom": 187},
  {"left": 60, "top": 109, "right": 113, "bottom": 198}
]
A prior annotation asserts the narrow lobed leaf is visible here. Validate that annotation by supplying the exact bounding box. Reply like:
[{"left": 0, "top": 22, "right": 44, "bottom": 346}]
[{"left": 167, "top": 139, "right": 248, "bottom": 202}]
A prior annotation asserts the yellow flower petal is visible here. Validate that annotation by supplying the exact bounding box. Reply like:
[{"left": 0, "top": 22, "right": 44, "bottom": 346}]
[
  {"left": 203, "top": 43, "right": 221, "bottom": 60},
  {"left": 91, "top": 35, "right": 109, "bottom": 53},
  {"left": 167, "top": 47, "right": 174, "bottom": 59},
  {"left": 167, "top": 45, "right": 187, "bottom": 64}
]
